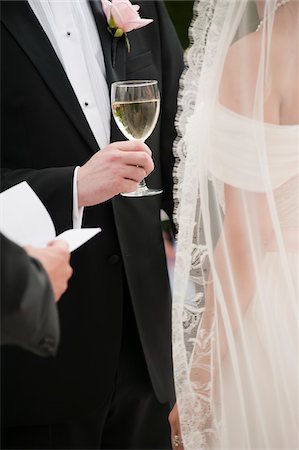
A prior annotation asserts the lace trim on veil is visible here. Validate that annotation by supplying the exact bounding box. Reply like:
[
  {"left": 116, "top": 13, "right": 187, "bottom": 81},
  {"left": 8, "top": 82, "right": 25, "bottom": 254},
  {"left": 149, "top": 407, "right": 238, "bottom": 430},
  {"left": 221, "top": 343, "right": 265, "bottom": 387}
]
[
  {"left": 172, "top": 1, "right": 230, "bottom": 448},
  {"left": 173, "top": 0, "right": 217, "bottom": 230},
  {"left": 173, "top": 1, "right": 298, "bottom": 448}
]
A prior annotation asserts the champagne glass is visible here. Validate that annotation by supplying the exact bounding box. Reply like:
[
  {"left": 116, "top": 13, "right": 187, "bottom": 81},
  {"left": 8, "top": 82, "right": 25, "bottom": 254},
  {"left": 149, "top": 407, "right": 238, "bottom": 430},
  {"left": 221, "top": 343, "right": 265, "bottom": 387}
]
[{"left": 111, "top": 80, "right": 162, "bottom": 197}]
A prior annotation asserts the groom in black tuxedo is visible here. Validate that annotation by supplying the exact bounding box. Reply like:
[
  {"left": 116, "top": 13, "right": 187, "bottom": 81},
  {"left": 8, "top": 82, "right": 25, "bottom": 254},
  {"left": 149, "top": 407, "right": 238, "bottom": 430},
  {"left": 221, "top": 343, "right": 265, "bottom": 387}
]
[{"left": 1, "top": 0, "right": 183, "bottom": 448}]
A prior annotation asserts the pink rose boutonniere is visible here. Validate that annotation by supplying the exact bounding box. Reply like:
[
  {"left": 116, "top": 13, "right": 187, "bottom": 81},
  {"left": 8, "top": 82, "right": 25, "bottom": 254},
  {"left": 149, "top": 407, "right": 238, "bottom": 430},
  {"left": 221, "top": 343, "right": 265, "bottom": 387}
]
[{"left": 101, "top": 0, "right": 153, "bottom": 52}]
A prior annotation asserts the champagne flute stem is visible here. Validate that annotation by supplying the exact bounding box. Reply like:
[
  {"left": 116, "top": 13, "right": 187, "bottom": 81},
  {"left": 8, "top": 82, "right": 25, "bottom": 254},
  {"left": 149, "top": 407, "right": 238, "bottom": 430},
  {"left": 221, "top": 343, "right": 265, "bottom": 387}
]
[{"left": 139, "top": 179, "right": 147, "bottom": 189}]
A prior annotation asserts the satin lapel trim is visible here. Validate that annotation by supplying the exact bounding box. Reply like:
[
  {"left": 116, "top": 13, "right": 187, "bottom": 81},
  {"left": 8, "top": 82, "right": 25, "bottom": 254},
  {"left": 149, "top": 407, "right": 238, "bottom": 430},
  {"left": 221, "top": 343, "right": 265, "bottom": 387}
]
[
  {"left": 1, "top": 1, "right": 99, "bottom": 154},
  {"left": 89, "top": 0, "right": 126, "bottom": 87},
  {"left": 89, "top": 0, "right": 126, "bottom": 143}
]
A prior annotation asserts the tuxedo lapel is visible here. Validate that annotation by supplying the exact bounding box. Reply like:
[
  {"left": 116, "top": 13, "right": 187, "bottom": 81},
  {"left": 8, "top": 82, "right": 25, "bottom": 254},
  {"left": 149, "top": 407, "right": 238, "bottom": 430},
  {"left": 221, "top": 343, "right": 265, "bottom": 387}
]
[
  {"left": 89, "top": 0, "right": 127, "bottom": 142},
  {"left": 1, "top": 1, "right": 99, "bottom": 154},
  {"left": 89, "top": 0, "right": 126, "bottom": 86}
]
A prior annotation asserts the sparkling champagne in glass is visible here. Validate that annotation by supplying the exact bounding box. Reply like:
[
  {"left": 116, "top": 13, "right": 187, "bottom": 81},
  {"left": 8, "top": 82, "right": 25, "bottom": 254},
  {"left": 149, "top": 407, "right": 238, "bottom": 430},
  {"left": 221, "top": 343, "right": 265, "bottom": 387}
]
[{"left": 111, "top": 80, "right": 162, "bottom": 197}]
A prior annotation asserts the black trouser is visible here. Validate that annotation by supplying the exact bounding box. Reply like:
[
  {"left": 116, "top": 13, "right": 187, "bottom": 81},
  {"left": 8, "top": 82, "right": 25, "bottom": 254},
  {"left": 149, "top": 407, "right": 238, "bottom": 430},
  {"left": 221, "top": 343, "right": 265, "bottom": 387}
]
[{"left": 2, "top": 293, "right": 172, "bottom": 450}]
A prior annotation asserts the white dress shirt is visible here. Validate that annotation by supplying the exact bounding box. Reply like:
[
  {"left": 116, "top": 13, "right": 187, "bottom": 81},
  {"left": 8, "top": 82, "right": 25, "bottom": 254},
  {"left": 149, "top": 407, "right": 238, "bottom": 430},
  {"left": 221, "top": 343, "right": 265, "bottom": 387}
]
[{"left": 28, "top": 0, "right": 111, "bottom": 228}]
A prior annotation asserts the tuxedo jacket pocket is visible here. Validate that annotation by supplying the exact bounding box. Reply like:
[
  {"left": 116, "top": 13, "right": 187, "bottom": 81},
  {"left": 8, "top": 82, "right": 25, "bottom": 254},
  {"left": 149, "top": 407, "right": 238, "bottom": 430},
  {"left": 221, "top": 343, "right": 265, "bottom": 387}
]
[{"left": 126, "top": 50, "right": 153, "bottom": 75}]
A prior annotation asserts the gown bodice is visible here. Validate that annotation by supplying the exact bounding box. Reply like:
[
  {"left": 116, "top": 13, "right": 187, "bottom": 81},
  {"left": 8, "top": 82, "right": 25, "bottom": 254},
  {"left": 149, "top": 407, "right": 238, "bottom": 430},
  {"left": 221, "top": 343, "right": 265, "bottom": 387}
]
[{"left": 207, "top": 103, "right": 299, "bottom": 228}]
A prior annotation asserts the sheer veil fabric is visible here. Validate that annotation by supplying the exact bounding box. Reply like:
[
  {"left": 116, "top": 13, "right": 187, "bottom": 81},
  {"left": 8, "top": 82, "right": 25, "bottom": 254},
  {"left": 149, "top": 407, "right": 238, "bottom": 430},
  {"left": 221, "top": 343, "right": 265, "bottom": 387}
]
[{"left": 172, "top": 1, "right": 299, "bottom": 448}]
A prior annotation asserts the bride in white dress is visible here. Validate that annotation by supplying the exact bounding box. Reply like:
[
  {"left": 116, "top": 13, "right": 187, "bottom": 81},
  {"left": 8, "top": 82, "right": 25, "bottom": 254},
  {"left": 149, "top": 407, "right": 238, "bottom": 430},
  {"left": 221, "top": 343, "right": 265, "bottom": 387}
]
[{"left": 170, "top": 1, "right": 298, "bottom": 449}]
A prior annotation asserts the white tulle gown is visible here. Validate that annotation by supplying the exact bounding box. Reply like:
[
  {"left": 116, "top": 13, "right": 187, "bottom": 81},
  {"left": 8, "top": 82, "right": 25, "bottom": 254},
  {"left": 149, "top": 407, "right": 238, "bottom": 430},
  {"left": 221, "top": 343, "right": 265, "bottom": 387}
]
[
  {"left": 173, "top": 102, "right": 299, "bottom": 450},
  {"left": 210, "top": 106, "right": 299, "bottom": 450},
  {"left": 173, "top": 1, "right": 298, "bottom": 449}
]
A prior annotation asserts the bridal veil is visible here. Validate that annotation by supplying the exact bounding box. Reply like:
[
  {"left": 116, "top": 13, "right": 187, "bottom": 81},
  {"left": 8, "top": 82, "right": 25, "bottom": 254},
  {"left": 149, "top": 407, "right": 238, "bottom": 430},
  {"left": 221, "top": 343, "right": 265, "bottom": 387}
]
[{"left": 172, "top": 0, "right": 298, "bottom": 448}]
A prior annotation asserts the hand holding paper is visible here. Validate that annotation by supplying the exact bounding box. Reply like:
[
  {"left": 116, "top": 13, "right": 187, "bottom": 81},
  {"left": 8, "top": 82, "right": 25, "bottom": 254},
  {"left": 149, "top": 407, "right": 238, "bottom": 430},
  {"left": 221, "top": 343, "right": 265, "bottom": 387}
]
[
  {"left": 0, "top": 182, "right": 101, "bottom": 252},
  {"left": 25, "top": 240, "right": 73, "bottom": 301}
]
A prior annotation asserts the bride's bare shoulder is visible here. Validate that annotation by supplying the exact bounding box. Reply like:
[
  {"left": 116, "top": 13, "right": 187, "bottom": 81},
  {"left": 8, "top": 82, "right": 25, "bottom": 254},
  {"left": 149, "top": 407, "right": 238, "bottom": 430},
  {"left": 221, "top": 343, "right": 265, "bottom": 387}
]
[
  {"left": 219, "top": 32, "right": 261, "bottom": 114},
  {"left": 220, "top": 27, "right": 298, "bottom": 123}
]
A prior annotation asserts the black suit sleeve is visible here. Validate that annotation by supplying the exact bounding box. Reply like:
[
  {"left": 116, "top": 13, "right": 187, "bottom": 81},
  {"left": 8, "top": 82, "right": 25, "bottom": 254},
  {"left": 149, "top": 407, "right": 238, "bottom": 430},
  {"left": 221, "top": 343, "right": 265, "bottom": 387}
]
[
  {"left": 156, "top": 1, "right": 184, "bottom": 226},
  {"left": 0, "top": 234, "right": 60, "bottom": 357}
]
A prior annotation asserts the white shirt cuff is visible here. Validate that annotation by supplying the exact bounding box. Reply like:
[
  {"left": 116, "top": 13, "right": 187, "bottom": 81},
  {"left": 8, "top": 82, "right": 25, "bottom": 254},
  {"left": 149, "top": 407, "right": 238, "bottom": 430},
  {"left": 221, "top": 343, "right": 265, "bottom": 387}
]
[{"left": 72, "top": 166, "right": 84, "bottom": 229}]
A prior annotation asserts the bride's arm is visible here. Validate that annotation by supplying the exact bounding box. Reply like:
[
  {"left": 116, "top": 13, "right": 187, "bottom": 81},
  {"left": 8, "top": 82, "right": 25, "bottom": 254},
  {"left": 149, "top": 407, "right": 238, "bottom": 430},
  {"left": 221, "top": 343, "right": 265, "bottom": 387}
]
[
  {"left": 195, "top": 29, "right": 281, "bottom": 366},
  {"left": 191, "top": 185, "right": 274, "bottom": 371}
]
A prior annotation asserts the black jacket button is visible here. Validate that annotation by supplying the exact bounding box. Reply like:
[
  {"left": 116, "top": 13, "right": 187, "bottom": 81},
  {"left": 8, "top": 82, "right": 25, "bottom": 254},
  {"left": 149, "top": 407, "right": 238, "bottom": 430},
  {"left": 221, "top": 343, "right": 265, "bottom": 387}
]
[{"left": 108, "top": 254, "right": 120, "bottom": 265}]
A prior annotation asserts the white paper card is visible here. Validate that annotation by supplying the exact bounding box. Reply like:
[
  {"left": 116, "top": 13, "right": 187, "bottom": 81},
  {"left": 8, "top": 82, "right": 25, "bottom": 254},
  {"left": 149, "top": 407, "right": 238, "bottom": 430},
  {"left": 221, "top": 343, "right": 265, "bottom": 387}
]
[
  {"left": 0, "top": 182, "right": 101, "bottom": 251},
  {"left": 55, "top": 229, "right": 100, "bottom": 252}
]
